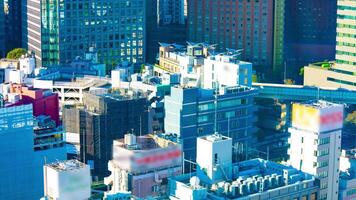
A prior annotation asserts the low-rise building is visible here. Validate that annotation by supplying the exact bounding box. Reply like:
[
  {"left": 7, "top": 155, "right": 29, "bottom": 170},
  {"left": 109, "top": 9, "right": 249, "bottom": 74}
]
[
  {"left": 43, "top": 160, "right": 91, "bottom": 200},
  {"left": 168, "top": 134, "right": 320, "bottom": 200},
  {"left": 104, "top": 134, "right": 183, "bottom": 198},
  {"left": 339, "top": 149, "right": 356, "bottom": 200},
  {"left": 156, "top": 43, "right": 252, "bottom": 88},
  {"left": 304, "top": 61, "right": 356, "bottom": 90}
]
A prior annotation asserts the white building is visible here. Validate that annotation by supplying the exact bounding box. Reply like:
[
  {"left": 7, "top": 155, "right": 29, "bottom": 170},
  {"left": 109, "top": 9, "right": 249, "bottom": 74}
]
[
  {"left": 202, "top": 54, "right": 252, "bottom": 89},
  {"left": 157, "top": 43, "right": 252, "bottom": 89},
  {"left": 169, "top": 133, "right": 320, "bottom": 200},
  {"left": 34, "top": 76, "right": 110, "bottom": 105},
  {"left": 104, "top": 134, "right": 182, "bottom": 198},
  {"left": 288, "top": 100, "right": 344, "bottom": 200},
  {"left": 43, "top": 160, "right": 91, "bottom": 200},
  {"left": 19, "top": 54, "right": 36, "bottom": 75},
  {"left": 196, "top": 134, "right": 233, "bottom": 184},
  {"left": 339, "top": 150, "right": 356, "bottom": 200}
]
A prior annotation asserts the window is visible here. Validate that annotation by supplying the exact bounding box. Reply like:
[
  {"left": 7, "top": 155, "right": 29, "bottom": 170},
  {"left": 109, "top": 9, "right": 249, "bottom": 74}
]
[
  {"left": 321, "top": 183, "right": 328, "bottom": 189},
  {"left": 198, "top": 103, "right": 214, "bottom": 111},
  {"left": 318, "top": 161, "right": 328, "bottom": 168}
]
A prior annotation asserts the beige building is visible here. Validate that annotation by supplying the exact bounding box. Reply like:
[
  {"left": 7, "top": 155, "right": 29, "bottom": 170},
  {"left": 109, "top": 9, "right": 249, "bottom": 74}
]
[
  {"left": 304, "top": 61, "right": 356, "bottom": 90},
  {"left": 304, "top": 0, "right": 356, "bottom": 90}
]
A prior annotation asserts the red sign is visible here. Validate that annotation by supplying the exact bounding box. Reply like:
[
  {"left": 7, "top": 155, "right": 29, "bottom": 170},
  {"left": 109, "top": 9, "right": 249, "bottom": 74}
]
[
  {"left": 135, "top": 149, "right": 181, "bottom": 165},
  {"left": 320, "top": 112, "right": 343, "bottom": 125}
]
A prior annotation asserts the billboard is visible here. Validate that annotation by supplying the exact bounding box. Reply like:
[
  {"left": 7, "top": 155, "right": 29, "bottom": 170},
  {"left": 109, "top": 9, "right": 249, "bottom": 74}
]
[{"left": 292, "top": 103, "right": 343, "bottom": 133}]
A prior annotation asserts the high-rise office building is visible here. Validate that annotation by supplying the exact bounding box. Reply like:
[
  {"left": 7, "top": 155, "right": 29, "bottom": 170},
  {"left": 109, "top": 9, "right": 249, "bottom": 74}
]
[
  {"left": 63, "top": 91, "right": 150, "bottom": 179},
  {"left": 304, "top": 0, "right": 356, "bottom": 90},
  {"left": 187, "top": 0, "right": 274, "bottom": 68},
  {"left": 0, "top": 0, "right": 5, "bottom": 57},
  {"left": 5, "top": 0, "right": 22, "bottom": 52},
  {"left": 0, "top": 104, "right": 66, "bottom": 200},
  {"left": 285, "top": 0, "right": 337, "bottom": 81},
  {"left": 24, "top": 0, "right": 145, "bottom": 68},
  {"left": 146, "top": 0, "right": 187, "bottom": 63},
  {"left": 158, "top": 0, "right": 185, "bottom": 25},
  {"left": 333, "top": 0, "right": 356, "bottom": 87},
  {"left": 288, "top": 100, "right": 343, "bottom": 200},
  {"left": 23, "top": 0, "right": 59, "bottom": 67},
  {"left": 272, "top": 0, "right": 285, "bottom": 76},
  {"left": 164, "top": 85, "right": 257, "bottom": 161}
]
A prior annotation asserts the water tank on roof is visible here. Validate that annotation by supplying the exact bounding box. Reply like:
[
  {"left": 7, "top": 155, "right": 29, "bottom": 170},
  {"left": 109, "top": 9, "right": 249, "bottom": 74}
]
[
  {"left": 230, "top": 184, "right": 239, "bottom": 197},
  {"left": 124, "top": 134, "right": 136, "bottom": 146},
  {"left": 255, "top": 180, "right": 261, "bottom": 192},
  {"left": 269, "top": 176, "right": 276, "bottom": 188},
  {"left": 277, "top": 175, "right": 284, "bottom": 186},
  {"left": 248, "top": 181, "right": 255, "bottom": 193},
  {"left": 262, "top": 178, "right": 269, "bottom": 191},
  {"left": 240, "top": 183, "right": 248, "bottom": 196}
]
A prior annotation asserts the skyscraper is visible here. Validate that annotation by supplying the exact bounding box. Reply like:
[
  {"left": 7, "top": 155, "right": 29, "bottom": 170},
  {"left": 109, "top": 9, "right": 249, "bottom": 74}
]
[
  {"left": 288, "top": 100, "right": 343, "bottom": 200},
  {"left": 303, "top": 0, "right": 356, "bottom": 90},
  {"left": 0, "top": 0, "right": 5, "bottom": 57},
  {"left": 5, "top": 0, "right": 22, "bottom": 52},
  {"left": 24, "top": 0, "right": 146, "bottom": 68},
  {"left": 0, "top": 104, "right": 66, "bottom": 200},
  {"left": 158, "top": 0, "right": 185, "bottom": 25},
  {"left": 285, "top": 0, "right": 337, "bottom": 80},
  {"left": 334, "top": 0, "right": 356, "bottom": 81},
  {"left": 23, "top": 0, "right": 59, "bottom": 67},
  {"left": 187, "top": 0, "right": 274, "bottom": 69},
  {"left": 146, "top": 0, "right": 187, "bottom": 63}
]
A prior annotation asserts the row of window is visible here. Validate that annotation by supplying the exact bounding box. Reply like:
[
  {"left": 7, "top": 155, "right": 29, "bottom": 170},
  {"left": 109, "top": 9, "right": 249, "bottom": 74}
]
[
  {"left": 313, "top": 160, "right": 328, "bottom": 168},
  {"left": 327, "top": 77, "right": 356, "bottom": 86}
]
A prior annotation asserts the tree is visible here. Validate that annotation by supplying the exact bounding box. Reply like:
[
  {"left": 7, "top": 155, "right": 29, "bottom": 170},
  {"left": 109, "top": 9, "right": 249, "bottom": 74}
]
[
  {"left": 6, "top": 48, "right": 27, "bottom": 59},
  {"left": 299, "top": 67, "right": 304, "bottom": 76}
]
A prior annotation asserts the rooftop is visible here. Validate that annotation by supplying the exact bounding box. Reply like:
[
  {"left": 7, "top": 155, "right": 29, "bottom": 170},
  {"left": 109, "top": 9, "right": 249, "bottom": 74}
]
[
  {"left": 297, "top": 100, "right": 342, "bottom": 109},
  {"left": 46, "top": 160, "right": 87, "bottom": 171},
  {"left": 171, "top": 159, "right": 317, "bottom": 199},
  {"left": 200, "top": 134, "right": 231, "bottom": 143},
  {"left": 114, "top": 134, "right": 178, "bottom": 151}
]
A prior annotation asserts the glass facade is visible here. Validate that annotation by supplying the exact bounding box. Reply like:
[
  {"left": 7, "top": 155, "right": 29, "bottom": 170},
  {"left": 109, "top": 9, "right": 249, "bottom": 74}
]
[
  {"left": 58, "top": 0, "right": 145, "bottom": 66},
  {"left": 0, "top": 105, "right": 66, "bottom": 200},
  {"left": 0, "top": 0, "right": 5, "bottom": 57},
  {"left": 26, "top": 0, "right": 145, "bottom": 68}
]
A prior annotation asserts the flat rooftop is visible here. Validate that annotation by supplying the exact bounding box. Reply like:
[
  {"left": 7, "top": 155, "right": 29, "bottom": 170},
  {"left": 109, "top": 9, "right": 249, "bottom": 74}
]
[
  {"left": 199, "top": 134, "right": 231, "bottom": 143},
  {"left": 172, "top": 159, "right": 316, "bottom": 198},
  {"left": 297, "top": 100, "right": 342, "bottom": 109},
  {"left": 114, "top": 134, "right": 178, "bottom": 151},
  {"left": 46, "top": 160, "right": 87, "bottom": 171}
]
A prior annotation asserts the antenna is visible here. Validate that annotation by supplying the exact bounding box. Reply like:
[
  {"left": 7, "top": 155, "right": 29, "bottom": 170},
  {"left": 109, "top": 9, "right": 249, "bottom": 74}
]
[{"left": 214, "top": 75, "right": 219, "bottom": 135}]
